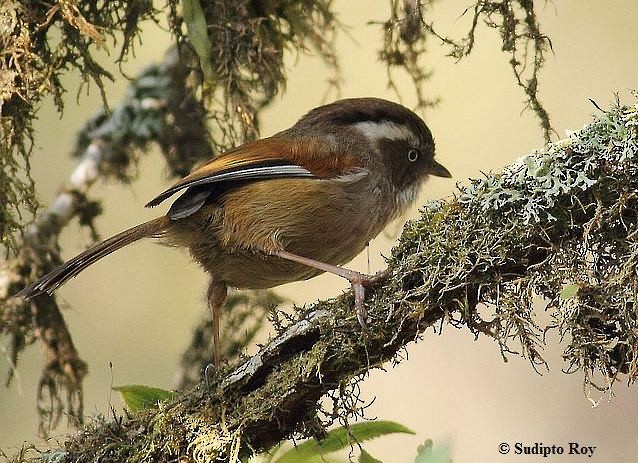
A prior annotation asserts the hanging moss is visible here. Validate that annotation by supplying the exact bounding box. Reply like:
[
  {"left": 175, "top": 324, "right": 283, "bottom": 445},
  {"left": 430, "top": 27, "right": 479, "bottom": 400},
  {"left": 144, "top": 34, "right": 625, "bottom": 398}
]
[
  {"left": 0, "top": 0, "right": 339, "bottom": 254},
  {"left": 7, "top": 99, "right": 638, "bottom": 463},
  {"left": 389, "top": 97, "right": 638, "bottom": 387}
]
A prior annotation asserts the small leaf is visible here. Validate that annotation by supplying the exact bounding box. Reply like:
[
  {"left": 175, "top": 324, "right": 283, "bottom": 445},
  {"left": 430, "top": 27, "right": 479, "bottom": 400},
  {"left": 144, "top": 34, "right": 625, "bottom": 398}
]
[
  {"left": 560, "top": 283, "right": 580, "bottom": 300},
  {"left": 359, "top": 449, "right": 383, "bottom": 463},
  {"left": 113, "top": 384, "right": 175, "bottom": 412},
  {"left": 274, "top": 421, "right": 414, "bottom": 463},
  {"left": 415, "top": 439, "right": 452, "bottom": 463},
  {"left": 182, "top": 0, "right": 214, "bottom": 81}
]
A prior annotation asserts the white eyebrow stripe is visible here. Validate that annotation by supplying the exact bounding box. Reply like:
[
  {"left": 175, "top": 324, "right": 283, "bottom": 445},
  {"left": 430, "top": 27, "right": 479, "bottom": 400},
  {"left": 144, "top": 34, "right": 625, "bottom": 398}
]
[{"left": 353, "top": 121, "right": 417, "bottom": 144}]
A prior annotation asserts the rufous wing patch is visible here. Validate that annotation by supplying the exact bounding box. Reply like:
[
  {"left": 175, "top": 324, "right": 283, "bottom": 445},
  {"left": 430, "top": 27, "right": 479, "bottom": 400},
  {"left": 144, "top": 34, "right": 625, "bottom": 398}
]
[{"left": 146, "top": 136, "right": 363, "bottom": 208}]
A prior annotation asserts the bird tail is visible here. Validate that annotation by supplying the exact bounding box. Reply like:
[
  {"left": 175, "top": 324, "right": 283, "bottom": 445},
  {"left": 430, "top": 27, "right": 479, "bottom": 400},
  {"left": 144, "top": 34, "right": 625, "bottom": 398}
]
[{"left": 17, "top": 216, "right": 169, "bottom": 299}]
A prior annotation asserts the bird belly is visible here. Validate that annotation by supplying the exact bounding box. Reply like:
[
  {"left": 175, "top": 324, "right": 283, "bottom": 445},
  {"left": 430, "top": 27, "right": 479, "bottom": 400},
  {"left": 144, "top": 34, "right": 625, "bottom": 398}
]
[{"left": 168, "top": 177, "right": 392, "bottom": 289}]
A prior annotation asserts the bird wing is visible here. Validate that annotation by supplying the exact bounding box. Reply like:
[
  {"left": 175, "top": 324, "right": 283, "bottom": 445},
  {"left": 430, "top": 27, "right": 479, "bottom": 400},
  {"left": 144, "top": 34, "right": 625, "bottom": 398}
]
[
  {"left": 146, "top": 136, "right": 362, "bottom": 219},
  {"left": 146, "top": 137, "right": 317, "bottom": 209}
]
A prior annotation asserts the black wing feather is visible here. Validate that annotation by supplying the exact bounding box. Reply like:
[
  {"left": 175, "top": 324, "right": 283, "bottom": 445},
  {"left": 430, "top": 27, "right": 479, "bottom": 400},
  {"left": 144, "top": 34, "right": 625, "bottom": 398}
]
[{"left": 146, "top": 164, "right": 314, "bottom": 209}]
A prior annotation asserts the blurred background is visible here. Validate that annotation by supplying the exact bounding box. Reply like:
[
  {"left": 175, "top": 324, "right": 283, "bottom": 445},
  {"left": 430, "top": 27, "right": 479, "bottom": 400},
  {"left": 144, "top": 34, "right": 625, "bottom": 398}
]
[{"left": 2, "top": 1, "right": 638, "bottom": 461}]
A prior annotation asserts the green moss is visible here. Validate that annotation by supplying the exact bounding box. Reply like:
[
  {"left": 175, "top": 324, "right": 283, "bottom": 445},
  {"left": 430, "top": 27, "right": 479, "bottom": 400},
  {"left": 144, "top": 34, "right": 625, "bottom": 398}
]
[
  {"left": 390, "top": 98, "right": 638, "bottom": 387},
  {"left": 8, "top": 100, "right": 638, "bottom": 461}
]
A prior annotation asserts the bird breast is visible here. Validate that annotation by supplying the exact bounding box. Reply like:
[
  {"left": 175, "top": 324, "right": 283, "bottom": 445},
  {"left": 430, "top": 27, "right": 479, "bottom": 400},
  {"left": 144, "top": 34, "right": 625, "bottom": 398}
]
[{"left": 167, "top": 172, "right": 397, "bottom": 289}]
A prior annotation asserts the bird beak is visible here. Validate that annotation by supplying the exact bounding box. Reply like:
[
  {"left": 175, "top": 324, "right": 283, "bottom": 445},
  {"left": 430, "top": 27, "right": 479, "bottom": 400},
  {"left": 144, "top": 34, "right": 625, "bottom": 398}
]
[{"left": 428, "top": 160, "right": 452, "bottom": 178}]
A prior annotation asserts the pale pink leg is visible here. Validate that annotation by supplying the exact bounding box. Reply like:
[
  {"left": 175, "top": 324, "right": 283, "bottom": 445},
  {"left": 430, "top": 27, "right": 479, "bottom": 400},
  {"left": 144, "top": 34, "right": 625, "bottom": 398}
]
[
  {"left": 207, "top": 280, "right": 227, "bottom": 366},
  {"left": 274, "top": 250, "right": 389, "bottom": 329}
]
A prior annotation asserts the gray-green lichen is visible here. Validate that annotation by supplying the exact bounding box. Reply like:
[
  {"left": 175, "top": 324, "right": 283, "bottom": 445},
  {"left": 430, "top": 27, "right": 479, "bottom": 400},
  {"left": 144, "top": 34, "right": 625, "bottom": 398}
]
[
  {"left": 460, "top": 102, "right": 636, "bottom": 223},
  {"left": 391, "top": 96, "right": 638, "bottom": 388},
  {"left": 1, "top": 0, "right": 341, "bottom": 432},
  {"left": 6, "top": 99, "right": 638, "bottom": 463}
]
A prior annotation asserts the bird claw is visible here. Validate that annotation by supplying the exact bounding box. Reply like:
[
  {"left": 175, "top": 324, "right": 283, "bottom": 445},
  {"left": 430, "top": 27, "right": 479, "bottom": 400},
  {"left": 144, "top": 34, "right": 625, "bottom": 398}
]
[
  {"left": 350, "top": 269, "right": 390, "bottom": 330},
  {"left": 353, "top": 282, "right": 369, "bottom": 330},
  {"left": 204, "top": 362, "right": 216, "bottom": 387},
  {"left": 271, "top": 249, "right": 390, "bottom": 331}
]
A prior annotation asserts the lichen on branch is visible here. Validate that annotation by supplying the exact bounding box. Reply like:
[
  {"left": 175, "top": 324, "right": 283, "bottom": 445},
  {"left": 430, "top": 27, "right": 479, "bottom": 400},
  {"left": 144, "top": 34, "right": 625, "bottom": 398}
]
[
  {"left": 8, "top": 98, "right": 637, "bottom": 463},
  {"left": 0, "top": 0, "right": 160, "bottom": 253},
  {"left": 394, "top": 95, "right": 638, "bottom": 387}
]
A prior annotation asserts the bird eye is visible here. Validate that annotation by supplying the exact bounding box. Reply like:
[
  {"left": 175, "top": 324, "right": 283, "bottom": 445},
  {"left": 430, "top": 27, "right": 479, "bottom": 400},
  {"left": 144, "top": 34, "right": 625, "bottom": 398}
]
[{"left": 407, "top": 148, "right": 419, "bottom": 162}]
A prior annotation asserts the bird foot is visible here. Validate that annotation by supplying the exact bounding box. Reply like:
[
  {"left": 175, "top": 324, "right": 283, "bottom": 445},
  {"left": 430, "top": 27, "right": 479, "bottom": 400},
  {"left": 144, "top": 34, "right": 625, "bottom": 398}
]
[
  {"left": 273, "top": 250, "right": 389, "bottom": 329},
  {"left": 348, "top": 269, "right": 389, "bottom": 330},
  {"left": 204, "top": 363, "right": 216, "bottom": 387}
]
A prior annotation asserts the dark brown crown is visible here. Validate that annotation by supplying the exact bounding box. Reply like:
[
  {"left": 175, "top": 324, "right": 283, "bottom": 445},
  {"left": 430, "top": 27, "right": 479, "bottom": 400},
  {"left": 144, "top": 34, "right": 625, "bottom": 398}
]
[{"left": 292, "top": 97, "right": 434, "bottom": 149}]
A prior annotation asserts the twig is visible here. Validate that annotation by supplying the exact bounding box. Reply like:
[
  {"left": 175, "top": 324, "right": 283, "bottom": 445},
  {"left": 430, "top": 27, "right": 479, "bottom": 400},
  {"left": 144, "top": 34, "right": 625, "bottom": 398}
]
[
  {"left": 0, "top": 47, "right": 210, "bottom": 433},
  {"left": 10, "top": 99, "right": 637, "bottom": 462}
]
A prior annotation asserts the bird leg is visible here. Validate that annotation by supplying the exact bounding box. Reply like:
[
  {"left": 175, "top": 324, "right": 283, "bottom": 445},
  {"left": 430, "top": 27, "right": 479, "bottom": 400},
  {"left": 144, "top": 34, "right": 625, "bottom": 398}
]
[
  {"left": 206, "top": 280, "right": 227, "bottom": 367},
  {"left": 273, "top": 250, "right": 389, "bottom": 329}
]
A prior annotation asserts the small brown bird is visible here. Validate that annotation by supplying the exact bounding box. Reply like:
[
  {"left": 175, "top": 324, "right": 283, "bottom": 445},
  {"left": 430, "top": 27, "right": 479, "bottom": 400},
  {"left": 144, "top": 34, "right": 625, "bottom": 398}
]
[{"left": 18, "top": 97, "right": 451, "bottom": 364}]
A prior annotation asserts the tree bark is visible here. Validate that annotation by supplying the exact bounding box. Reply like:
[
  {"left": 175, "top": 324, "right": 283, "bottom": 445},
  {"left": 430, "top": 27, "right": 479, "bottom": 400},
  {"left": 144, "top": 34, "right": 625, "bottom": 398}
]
[{"left": 21, "top": 100, "right": 637, "bottom": 462}]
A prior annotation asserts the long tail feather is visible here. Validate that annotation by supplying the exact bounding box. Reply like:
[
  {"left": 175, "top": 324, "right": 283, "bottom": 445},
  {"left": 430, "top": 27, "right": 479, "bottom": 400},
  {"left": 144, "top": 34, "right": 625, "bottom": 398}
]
[{"left": 17, "top": 217, "right": 168, "bottom": 299}]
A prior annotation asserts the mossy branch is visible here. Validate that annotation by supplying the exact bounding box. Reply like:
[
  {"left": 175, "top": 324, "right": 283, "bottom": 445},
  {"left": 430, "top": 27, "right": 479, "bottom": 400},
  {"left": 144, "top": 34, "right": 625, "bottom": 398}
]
[
  {"left": 0, "top": 47, "right": 210, "bottom": 433},
  {"left": 9, "top": 99, "right": 638, "bottom": 462},
  {"left": 2, "top": 0, "right": 341, "bottom": 434}
]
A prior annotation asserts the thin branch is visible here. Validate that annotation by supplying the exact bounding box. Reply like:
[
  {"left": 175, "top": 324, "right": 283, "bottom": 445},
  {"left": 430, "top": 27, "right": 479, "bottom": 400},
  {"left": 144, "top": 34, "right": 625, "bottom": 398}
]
[
  {"left": 0, "top": 47, "right": 210, "bottom": 433},
  {"left": 391, "top": 0, "right": 555, "bottom": 140}
]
